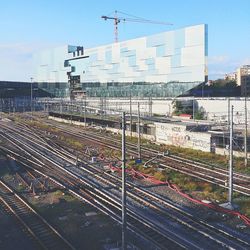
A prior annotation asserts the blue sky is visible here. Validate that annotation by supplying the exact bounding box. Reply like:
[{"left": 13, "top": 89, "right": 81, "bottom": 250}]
[{"left": 0, "top": 0, "right": 249, "bottom": 81}]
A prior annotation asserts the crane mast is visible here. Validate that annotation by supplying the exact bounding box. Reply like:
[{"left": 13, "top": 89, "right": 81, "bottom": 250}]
[
  {"left": 101, "top": 11, "right": 173, "bottom": 43},
  {"left": 102, "top": 11, "right": 120, "bottom": 43}
]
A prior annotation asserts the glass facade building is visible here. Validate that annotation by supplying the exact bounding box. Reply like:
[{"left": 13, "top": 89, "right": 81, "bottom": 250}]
[{"left": 33, "top": 24, "right": 208, "bottom": 98}]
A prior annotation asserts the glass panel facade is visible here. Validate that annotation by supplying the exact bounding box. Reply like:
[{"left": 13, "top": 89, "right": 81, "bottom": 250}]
[
  {"left": 85, "top": 81, "right": 200, "bottom": 97},
  {"left": 33, "top": 24, "right": 207, "bottom": 98}
]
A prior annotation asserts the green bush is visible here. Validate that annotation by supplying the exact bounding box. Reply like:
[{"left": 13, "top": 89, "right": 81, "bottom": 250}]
[
  {"left": 154, "top": 171, "right": 166, "bottom": 182},
  {"left": 203, "top": 183, "right": 213, "bottom": 193},
  {"left": 184, "top": 181, "right": 198, "bottom": 191}
]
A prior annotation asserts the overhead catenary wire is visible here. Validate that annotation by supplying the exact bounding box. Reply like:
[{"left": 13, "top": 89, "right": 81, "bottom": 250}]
[{"left": 101, "top": 10, "right": 172, "bottom": 42}]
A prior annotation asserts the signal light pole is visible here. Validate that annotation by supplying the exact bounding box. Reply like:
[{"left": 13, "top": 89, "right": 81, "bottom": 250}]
[
  {"left": 84, "top": 94, "right": 87, "bottom": 127},
  {"left": 244, "top": 96, "right": 248, "bottom": 167},
  {"left": 129, "top": 92, "right": 132, "bottom": 138},
  {"left": 222, "top": 105, "right": 235, "bottom": 210},
  {"left": 121, "top": 112, "right": 127, "bottom": 250},
  {"left": 228, "top": 105, "right": 234, "bottom": 205},
  {"left": 137, "top": 102, "right": 141, "bottom": 161},
  {"left": 30, "top": 77, "right": 33, "bottom": 115}
]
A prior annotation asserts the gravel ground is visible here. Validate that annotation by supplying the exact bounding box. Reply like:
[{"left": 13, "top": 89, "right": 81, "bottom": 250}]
[
  {"left": 0, "top": 157, "right": 40, "bottom": 250},
  {"left": 133, "top": 178, "right": 250, "bottom": 235},
  {"left": 0, "top": 202, "right": 39, "bottom": 250},
  {"left": 40, "top": 120, "right": 250, "bottom": 233},
  {"left": 2, "top": 118, "right": 250, "bottom": 247},
  {"left": 0, "top": 154, "right": 148, "bottom": 250}
]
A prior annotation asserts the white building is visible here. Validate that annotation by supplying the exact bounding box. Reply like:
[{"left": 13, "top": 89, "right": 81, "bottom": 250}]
[
  {"left": 237, "top": 65, "right": 250, "bottom": 96},
  {"left": 33, "top": 24, "right": 208, "bottom": 99}
]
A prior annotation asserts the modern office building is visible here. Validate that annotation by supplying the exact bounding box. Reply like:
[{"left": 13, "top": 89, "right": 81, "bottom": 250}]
[{"left": 33, "top": 24, "right": 208, "bottom": 99}]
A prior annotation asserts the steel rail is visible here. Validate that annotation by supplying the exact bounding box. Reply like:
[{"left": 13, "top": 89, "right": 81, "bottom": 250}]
[
  {"left": 38, "top": 121, "right": 250, "bottom": 195},
  {"left": 0, "top": 149, "right": 186, "bottom": 250},
  {"left": 1, "top": 128, "right": 250, "bottom": 249},
  {"left": 0, "top": 180, "right": 75, "bottom": 250}
]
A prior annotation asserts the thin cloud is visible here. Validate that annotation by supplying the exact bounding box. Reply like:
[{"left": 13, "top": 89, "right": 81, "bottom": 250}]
[
  {"left": 208, "top": 55, "right": 229, "bottom": 64},
  {"left": 241, "top": 57, "right": 250, "bottom": 65},
  {"left": 0, "top": 42, "right": 61, "bottom": 81}
]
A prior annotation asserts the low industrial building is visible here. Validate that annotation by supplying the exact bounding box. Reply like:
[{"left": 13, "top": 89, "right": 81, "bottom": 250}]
[
  {"left": 48, "top": 111, "right": 248, "bottom": 157},
  {"left": 0, "top": 81, "right": 46, "bottom": 112}
]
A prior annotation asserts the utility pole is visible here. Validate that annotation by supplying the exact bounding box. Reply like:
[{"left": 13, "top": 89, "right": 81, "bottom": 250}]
[
  {"left": 100, "top": 97, "right": 104, "bottom": 120},
  {"left": 229, "top": 105, "right": 234, "bottom": 205},
  {"left": 121, "top": 112, "right": 127, "bottom": 250},
  {"left": 84, "top": 94, "right": 87, "bottom": 127},
  {"left": 137, "top": 102, "right": 141, "bottom": 161},
  {"left": 245, "top": 96, "right": 248, "bottom": 167},
  {"left": 149, "top": 96, "right": 153, "bottom": 117},
  {"left": 80, "top": 99, "right": 83, "bottom": 116},
  {"left": 104, "top": 96, "right": 107, "bottom": 119},
  {"left": 70, "top": 100, "right": 72, "bottom": 124},
  {"left": 30, "top": 77, "right": 33, "bottom": 115},
  {"left": 193, "top": 97, "right": 195, "bottom": 121},
  {"left": 228, "top": 98, "right": 230, "bottom": 131},
  {"left": 0, "top": 98, "right": 1, "bottom": 115},
  {"left": 60, "top": 99, "right": 63, "bottom": 114},
  {"left": 129, "top": 92, "right": 132, "bottom": 138}
]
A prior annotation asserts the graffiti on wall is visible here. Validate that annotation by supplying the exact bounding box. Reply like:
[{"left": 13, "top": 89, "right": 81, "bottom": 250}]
[{"left": 155, "top": 123, "right": 211, "bottom": 152}]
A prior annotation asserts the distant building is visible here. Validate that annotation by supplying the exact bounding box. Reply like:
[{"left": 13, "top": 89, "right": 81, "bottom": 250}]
[
  {"left": 33, "top": 24, "right": 208, "bottom": 99},
  {"left": 237, "top": 65, "right": 250, "bottom": 96},
  {"left": 0, "top": 81, "right": 47, "bottom": 112},
  {"left": 224, "top": 72, "right": 237, "bottom": 81}
]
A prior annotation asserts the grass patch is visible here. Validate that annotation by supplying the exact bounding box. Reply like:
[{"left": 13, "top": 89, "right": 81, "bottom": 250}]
[
  {"left": 16, "top": 114, "right": 250, "bottom": 174},
  {"left": 3, "top": 173, "right": 13, "bottom": 182},
  {"left": 0, "top": 165, "right": 10, "bottom": 177},
  {"left": 234, "top": 196, "right": 250, "bottom": 217},
  {"left": 15, "top": 183, "right": 26, "bottom": 193},
  {"left": 34, "top": 191, "right": 79, "bottom": 214},
  {"left": 153, "top": 171, "right": 166, "bottom": 182}
]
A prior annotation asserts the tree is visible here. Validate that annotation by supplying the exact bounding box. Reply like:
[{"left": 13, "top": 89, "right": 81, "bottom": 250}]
[
  {"left": 194, "top": 108, "right": 205, "bottom": 120},
  {"left": 172, "top": 99, "right": 194, "bottom": 115}
]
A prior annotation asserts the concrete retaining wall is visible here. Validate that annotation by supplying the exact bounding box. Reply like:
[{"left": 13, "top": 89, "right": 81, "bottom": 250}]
[
  {"left": 155, "top": 122, "right": 211, "bottom": 152},
  {"left": 215, "top": 147, "right": 250, "bottom": 158}
]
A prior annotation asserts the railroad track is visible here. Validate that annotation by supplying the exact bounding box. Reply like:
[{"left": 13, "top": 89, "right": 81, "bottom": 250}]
[
  {"left": 5, "top": 115, "right": 250, "bottom": 196},
  {"left": 0, "top": 179, "right": 74, "bottom": 250},
  {"left": 34, "top": 119, "right": 250, "bottom": 196},
  {"left": 15, "top": 165, "right": 62, "bottom": 195},
  {"left": 1, "top": 122, "right": 250, "bottom": 249},
  {"left": 0, "top": 129, "right": 187, "bottom": 249},
  {"left": 0, "top": 148, "right": 186, "bottom": 249}
]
